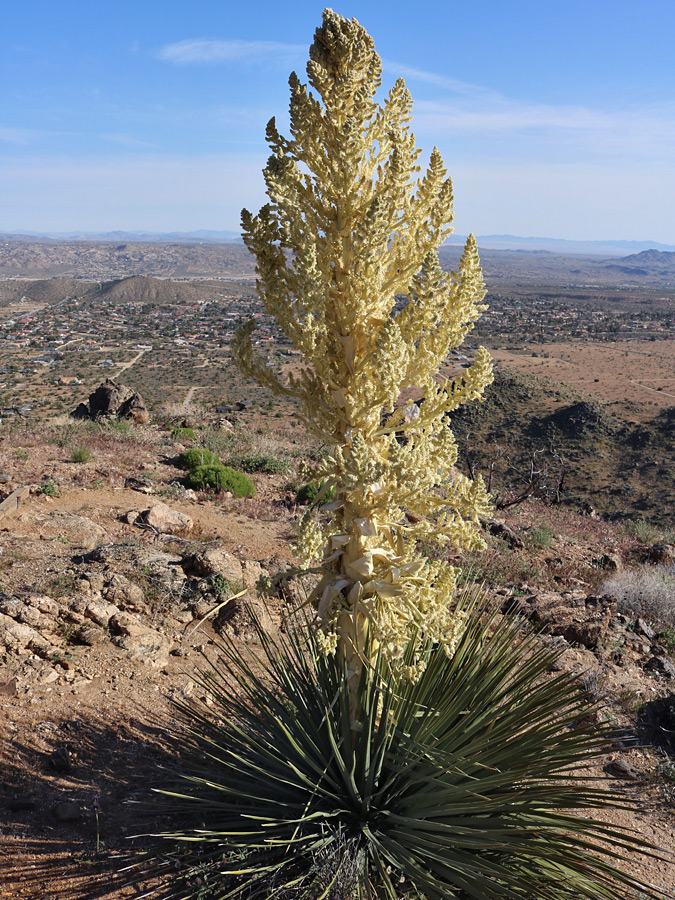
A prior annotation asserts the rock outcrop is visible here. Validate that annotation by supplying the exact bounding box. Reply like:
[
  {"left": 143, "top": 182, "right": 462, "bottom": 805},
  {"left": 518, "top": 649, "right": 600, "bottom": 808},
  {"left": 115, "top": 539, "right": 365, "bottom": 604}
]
[{"left": 72, "top": 378, "right": 150, "bottom": 424}]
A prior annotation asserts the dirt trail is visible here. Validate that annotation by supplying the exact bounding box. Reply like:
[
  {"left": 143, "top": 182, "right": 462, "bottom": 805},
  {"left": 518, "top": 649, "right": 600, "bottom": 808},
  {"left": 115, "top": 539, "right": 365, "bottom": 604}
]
[
  {"left": 114, "top": 349, "right": 145, "bottom": 377},
  {"left": 183, "top": 385, "right": 198, "bottom": 407}
]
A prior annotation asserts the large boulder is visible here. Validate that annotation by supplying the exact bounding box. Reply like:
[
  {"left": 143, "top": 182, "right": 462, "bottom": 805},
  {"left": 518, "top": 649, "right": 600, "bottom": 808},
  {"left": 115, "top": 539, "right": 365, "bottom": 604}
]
[{"left": 72, "top": 378, "right": 150, "bottom": 424}]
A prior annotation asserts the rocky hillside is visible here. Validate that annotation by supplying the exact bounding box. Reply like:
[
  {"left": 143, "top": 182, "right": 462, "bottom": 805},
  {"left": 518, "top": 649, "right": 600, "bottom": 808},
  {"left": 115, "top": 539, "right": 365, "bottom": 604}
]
[
  {"left": 1, "top": 412, "right": 674, "bottom": 897},
  {"left": 450, "top": 365, "right": 675, "bottom": 526}
]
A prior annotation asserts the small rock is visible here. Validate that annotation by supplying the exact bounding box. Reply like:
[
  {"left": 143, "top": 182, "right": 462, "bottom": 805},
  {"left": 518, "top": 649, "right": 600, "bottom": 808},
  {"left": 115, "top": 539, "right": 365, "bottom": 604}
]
[
  {"left": 605, "top": 757, "right": 640, "bottom": 780},
  {"left": 50, "top": 747, "right": 73, "bottom": 773},
  {"left": 73, "top": 624, "right": 103, "bottom": 646},
  {"left": 0, "top": 473, "right": 12, "bottom": 484},
  {"left": 109, "top": 613, "right": 172, "bottom": 667},
  {"left": 0, "top": 612, "right": 54, "bottom": 656},
  {"left": 26, "top": 594, "right": 60, "bottom": 617},
  {"left": 596, "top": 553, "right": 621, "bottom": 572},
  {"left": 647, "top": 543, "right": 675, "bottom": 565},
  {"left": 140, "top": 502, "right": 193, "bottom": 535},
  {"left": 241, "top": 560, "right": 265, "bottom": 590},
  {"left": 54, "top": 800, "right": 81, "bottom": 822},
  {"left": 125, "top": 476, "right": 155, "bottom": 494},
  {"left": 645, "top": 656, "right": 675, "bottom": 679},
  {"left": 173, "top": 608, "right": 194, "bottom": 624},
  {"left": 122, "top": 509, "right": 142, "bottom": 525},
  {"left": 41, "top": 511, "right": 106, "bottom": 551},
  {"left": 183, "top": 548, "right": 243, "bottom": 581},
  {"left": 85, "top": 599, "right": 121, "bottom": 628},
  {"left": 636, "top": 618, "right": 656, "bottom": 641}
]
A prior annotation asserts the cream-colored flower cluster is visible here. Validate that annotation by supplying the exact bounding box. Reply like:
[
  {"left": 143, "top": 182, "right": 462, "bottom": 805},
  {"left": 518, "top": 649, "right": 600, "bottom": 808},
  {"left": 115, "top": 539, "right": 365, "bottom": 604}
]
[{"left": 235, "top": 10, "right": 493, "bottom": 680}]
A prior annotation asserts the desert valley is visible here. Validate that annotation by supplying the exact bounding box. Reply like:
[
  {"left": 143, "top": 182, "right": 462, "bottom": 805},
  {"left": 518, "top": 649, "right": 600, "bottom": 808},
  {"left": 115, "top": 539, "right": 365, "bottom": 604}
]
[{"left": 1, "top": 234, "right": 675, "bottom": 898}]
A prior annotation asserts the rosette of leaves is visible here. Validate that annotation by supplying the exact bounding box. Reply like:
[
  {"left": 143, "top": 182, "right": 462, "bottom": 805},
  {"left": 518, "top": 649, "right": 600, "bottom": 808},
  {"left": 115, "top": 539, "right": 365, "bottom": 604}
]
[{"left": 140, "top": 602, "right": 661, "bottom": 900}]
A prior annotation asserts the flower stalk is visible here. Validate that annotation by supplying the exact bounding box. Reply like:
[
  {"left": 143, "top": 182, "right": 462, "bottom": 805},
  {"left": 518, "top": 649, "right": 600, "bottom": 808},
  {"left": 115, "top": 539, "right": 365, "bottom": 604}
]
[{"left": 235, "top": 9, "right": 493, "bottom": 699}]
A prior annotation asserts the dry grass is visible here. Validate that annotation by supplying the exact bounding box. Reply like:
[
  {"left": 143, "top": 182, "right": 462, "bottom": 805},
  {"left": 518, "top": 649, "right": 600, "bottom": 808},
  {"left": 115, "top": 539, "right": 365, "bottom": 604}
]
[{"left": 601, "top": 565, "right": 675, "bottom": 627}]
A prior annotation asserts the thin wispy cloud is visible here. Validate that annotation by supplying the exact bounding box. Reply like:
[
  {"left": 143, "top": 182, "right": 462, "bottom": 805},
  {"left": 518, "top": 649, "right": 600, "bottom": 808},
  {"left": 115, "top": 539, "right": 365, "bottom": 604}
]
[
  {"left": 382, "top": 61, "right": 500, "bottom": 102},
  {"left": 385, "top": 62, "right": 675, "bottom": 161},
  {"left": 158, "top": 39, "right": 305, "bottom": 65}
]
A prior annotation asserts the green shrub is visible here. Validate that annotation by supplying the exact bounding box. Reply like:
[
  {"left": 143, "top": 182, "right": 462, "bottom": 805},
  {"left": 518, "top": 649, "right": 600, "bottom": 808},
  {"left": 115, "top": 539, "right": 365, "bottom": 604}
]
[
  {"left": 225, "top": 451, "right": 289, "bottom": 474},
  {"left": 179, "top": 448, "right": 220, "bottom": 471},
  {"left": 296, "top": 480, "right": 336, "bottom": 506},
  {"left": 171, "top": 426, "right": 196, "bottom": 442},
  {"left": 70, "top": 446, "right": 92, "bottom": 463},
  {"left": 660, "top": 627, "right": 675, "bottom": 654},
  {"left": 35, "top": 479, "right": 59, "bottom": 497},
  {"left": 528, "top": 525, "right": 554, "bottom": 548},
  {"left": 144, "top": 601, "right": 657, "bottom": 900},
  {"left": 624, "top": 518, "right": 662, "bottom": 544},
  {"left": 186, "top": 464, "right": 255, "bottom": 498},
  {"left": 198, "top": 426, "right": 237, "bottom": 456}
]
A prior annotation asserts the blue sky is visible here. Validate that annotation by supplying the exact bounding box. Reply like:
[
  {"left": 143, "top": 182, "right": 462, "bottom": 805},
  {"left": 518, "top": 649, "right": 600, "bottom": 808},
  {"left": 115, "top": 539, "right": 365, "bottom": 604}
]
[{"left": 2, "top": 0, "right": 675, "bottom": 241}]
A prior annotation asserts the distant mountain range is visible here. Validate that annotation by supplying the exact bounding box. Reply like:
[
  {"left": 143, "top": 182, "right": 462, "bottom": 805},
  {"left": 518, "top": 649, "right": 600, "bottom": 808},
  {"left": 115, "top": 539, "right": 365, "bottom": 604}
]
[
  {"left": 603, "top": 249, "right": 675, "bottom": 277},
  {"left": 2, "top": 230, "right": 675, "bottom": 256},
  {"left": 0, "top": 229, "right": 242, "bottom": 244},
  {"left": 444, "top": 234, "right": 675, "bottom": 256}
]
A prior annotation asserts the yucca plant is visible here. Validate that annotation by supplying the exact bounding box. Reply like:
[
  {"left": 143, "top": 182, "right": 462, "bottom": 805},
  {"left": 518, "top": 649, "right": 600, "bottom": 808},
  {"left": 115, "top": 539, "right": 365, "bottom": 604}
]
[{"left": 141, "top": 601, "right": 661, "bottom": 900}]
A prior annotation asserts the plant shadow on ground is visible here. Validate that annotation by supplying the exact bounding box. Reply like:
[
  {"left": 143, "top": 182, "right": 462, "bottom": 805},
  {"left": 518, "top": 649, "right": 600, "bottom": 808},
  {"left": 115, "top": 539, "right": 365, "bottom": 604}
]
[
  {"left": 639, "top": 695, "right": 675, "bottom": 757},
  {"left": 0, "top": 705, "right": 181, "bottom": 900}
]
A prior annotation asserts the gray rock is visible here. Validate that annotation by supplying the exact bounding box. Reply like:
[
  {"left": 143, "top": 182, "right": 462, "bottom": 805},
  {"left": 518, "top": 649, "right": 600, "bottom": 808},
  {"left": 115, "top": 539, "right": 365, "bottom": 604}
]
[
  {"left": 0, "top": 612, "right": 54, "bottom": 656},
  {"left": 109, "top": 613, "right": 172, "bottom": 667},
  {"left": 26, "top": 594, "right": 60, "bottom": 617},
  {"left": 54, "top": 800, "right": 81, "bottom": 822},
  {"left": 40, "top": 510, "right": 105, "bottom": 551},
  {"left": 73, "top": 624, "right": 103, "bottom": 646},
  {"left": 646, "top": 656, "right": 675, "bottom": 679},
  {"left": 605, "top": 757, "right": 640, "bottom": 780},
  {"left": 85, "top": 598, "right": 121, "bottom": 628},
  {"left": 182, "top": 548, "right": 243, "bottom": 582},
  {"left": 140, "top": 502, "right": 193, "bottom": 535},
  {"left": 103, "top": 573, "right": 146, "bottom": 612},
  {"left": 85, "top": 543, "right": 186, "bottom": 592},
  {"left": 521, "top": 592, "right": 615, "bottom": 650},
  {"left": 82, "top": 378, "right": 150, "bottom": 424},
  {"left": 636, "top": 618, "right": 656, "bottom": 641}
]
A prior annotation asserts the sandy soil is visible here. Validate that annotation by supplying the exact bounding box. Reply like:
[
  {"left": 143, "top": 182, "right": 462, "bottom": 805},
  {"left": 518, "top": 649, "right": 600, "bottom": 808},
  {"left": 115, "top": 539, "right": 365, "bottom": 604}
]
[{"left": 491, "top": 339, "right": 675, "bottom": 418}]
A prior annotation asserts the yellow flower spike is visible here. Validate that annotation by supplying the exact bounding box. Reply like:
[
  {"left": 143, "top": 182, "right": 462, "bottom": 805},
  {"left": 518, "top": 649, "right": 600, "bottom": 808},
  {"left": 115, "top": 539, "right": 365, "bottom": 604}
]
[{"left": 234, "top": 10, "right": 492, "bottom": 683}]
